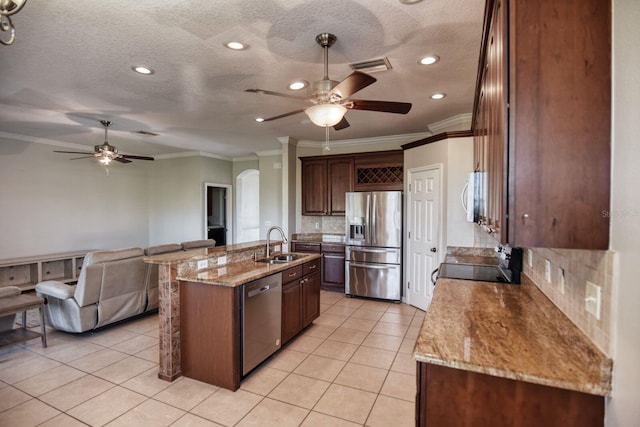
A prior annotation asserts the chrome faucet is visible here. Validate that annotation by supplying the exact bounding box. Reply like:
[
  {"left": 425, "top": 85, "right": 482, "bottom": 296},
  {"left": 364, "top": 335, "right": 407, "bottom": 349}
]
[{"left": 266, "top": 226, "right": 288, "bottom": 258}]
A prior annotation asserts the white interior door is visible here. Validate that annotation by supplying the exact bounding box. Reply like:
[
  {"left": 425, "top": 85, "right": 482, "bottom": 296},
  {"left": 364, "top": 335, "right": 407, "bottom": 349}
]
[{"left": 406, "top": 166, "right": 441, "bottom": 311}]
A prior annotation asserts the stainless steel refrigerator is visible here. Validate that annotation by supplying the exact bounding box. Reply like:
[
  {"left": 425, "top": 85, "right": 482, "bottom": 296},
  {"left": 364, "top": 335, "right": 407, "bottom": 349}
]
[{"left": 345, "top": 191, "right": 402, "bottom": 301}]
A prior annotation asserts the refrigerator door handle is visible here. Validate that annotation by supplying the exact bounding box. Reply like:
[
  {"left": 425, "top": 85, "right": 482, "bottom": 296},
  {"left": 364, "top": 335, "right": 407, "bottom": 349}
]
[
  {"left": 349, "top": 262, "right": 394, "bottom": 270},
  {"left": 370, "top": 192, "right": 376, "bottom": 246},
  {"left": 350, "top": 247, "right": 394, "bottom": 254}
]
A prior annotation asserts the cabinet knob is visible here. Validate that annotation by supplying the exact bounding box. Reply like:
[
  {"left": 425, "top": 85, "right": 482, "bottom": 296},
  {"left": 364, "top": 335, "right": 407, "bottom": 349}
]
[{"left": 522, "top": 213, "right": 529, "bottom": 224}]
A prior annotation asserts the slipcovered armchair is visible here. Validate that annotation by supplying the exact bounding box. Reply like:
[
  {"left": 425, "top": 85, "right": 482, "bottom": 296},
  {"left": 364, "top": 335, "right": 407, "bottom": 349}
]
[{"left": 35, "top": 247, "right": 147, "bottom": 333}]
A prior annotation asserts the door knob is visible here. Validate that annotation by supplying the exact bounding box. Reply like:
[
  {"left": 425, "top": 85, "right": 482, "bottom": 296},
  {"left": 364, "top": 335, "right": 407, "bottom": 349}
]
[{"left": 430, "top": 247, "right": 437, "bottom": 253}]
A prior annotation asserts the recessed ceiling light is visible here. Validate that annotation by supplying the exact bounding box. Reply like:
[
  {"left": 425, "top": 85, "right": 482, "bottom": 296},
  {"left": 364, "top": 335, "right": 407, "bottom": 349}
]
[
  {"left": 431, "top": 93, "right": 446, "bottom": 100},
  {"left": 132, "top": 66, "right": 154, "bottom": 75},
  {"left": 288, "top": 80, "right": 307, "bottom": 91},
  {"left": 255, "top": 117, "right": 265, "bottom": 122},
  {"left": 419, "top": 55, "right": 440, "bottom": 65},
  {"left": 225, "top": 41, "right": 247, "bottom": 50}
]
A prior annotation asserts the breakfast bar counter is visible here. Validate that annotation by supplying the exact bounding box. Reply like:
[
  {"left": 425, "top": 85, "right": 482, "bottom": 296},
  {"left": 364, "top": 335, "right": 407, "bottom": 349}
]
[{"left": 413, "top": 275, "right": 612, "bottom": 426}]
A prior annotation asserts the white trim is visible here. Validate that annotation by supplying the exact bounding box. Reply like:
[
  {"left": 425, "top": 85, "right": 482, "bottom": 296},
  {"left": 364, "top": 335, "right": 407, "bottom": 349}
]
[
  {"left": 255, "top": 149, "right": 282, "bottom": 157},
  {"left": 204, "top": 182, "right": 233, "bottom": 245},
  {"left": 427, "top": 113, "right": 473, "bottom": 134},
  {"left": 232, "top": 156, "right": 259, "bottom": 162},
  {"left": 155, "top": 151, "right": 231, "bottom": 161},
  {"left": 297, "top": 131, "right": 432, "bottom": 148}
]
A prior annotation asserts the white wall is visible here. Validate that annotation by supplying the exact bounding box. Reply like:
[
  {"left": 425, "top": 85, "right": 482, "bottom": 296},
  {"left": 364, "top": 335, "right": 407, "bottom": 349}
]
[
  {"left": 0, "top": 139, "right": 150, "bottom": 258},
  {"left": 404, "top": 136, "right": 474, "bottom": 252},
  {"left": 606, "top": 0, "right": 640, "bottom": 424}
]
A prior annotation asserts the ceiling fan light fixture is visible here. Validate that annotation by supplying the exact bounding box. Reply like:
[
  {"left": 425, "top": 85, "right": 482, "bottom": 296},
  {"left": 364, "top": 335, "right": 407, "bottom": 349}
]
[
  {"left": 431, "top": 93, "right": 446, "bottom": 100},
  {"left": 419, "top": 55, "right": 440, "bottom": 65},
  {"left": 224, "top": 41, "right": 247, "bottom": 50},
  {"left": 305, "top": 104, "right": 347, "bottom": 127}
]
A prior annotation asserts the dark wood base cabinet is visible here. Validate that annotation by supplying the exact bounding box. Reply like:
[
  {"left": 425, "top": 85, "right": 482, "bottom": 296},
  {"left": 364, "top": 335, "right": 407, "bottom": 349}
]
[
  {"left": 282, "top": 259, "right": 321, "bottom": 345},
  {"left": 180, "top": 281, "right": 242, "bottom": 391},
  {"left": 416, "top": 363, "right": 604, "bottom": 427}
]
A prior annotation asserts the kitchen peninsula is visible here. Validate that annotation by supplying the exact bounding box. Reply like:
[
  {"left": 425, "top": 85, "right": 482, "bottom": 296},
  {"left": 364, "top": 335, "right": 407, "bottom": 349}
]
[{"left": 144, "top": 241, "right": 321, "bottom": 390}]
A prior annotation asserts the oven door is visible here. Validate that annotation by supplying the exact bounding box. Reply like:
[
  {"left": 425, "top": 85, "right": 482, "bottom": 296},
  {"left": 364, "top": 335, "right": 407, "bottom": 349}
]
[{"left": 345, "top": 260, "right": 401, "bottom": 301}]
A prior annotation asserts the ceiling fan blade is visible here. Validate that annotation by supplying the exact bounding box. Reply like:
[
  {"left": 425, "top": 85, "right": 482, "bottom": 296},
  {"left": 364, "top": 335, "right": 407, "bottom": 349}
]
[
  {"left": 261, "top": 109, "right": 306, "bottom": 122},
  {"left": 113, "top": 157, "right": 133, "bottom": 164},
  {"left": 245, "top": 89, "right": 307, "bottom": 100},
  {"left": 69, "top": 156, "right": 96, "bottom": 160},
  {"left": 54, "top": 150, "right": 95, "bottom": 155},
  {"left": 333, "top": 117, "right": 350, "bottom": 131},
  {"left": 347, "top": 99, "right": 412, "bottom": 114},
  {"left": 329, "top": 72, "right": 377, "bottom": 101},
  {"left": 120, "top": 154, "right": 155, "bottom": 161}
]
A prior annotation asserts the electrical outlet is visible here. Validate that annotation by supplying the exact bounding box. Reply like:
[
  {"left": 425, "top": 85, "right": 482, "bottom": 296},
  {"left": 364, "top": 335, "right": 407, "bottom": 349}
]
[
  {"left": 527, "top": 249, "right": 533, "bottom": 267},
  {"left": 274, "top": 245, "right": 281, "bottom": 252},
  {"left": 218, "top": 255, "right": 227, "bottom": 265},
  {"left": 557, "top": 267, "right": 565, "bottom": 295},
  {"left": 544, "top": 259, "right": 552, "bottom": 283},
  {"left": 585, "top": 281, "right": 602, "bottom": 320},
  {"left": 197, "top": 259, "right": 207, "bottom": 270},
  {"left": 315, "top": 222, "right": 320, "bottom": 230}
]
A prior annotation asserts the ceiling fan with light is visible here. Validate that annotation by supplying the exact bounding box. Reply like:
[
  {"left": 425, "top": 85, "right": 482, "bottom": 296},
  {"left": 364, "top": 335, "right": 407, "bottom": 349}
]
[
  {"left": 246, "top": 33, "right": 412, "bottom": 130},
  {"left": 54, "top": 120, "right": 155, "bottom": 165}
]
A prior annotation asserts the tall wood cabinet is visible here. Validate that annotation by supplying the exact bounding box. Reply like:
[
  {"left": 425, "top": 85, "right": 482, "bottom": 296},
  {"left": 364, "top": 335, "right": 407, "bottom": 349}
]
[
  {"left": 473, "top": 0, "right": 611, "bottom": 249},
  {"left": 301, "top": 157, "right": 353, "bottom": 216}
]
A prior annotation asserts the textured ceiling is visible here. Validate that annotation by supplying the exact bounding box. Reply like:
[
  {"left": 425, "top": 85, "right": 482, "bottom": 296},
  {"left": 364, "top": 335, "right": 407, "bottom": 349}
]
[{"left": 0, "top": 0, "right": 485, "bottom": 159}]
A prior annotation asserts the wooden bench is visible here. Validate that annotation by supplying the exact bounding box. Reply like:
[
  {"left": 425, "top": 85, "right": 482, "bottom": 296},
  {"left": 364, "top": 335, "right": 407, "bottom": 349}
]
[{"left": 0, "top": 293, "right": 47, "bottom": 348}]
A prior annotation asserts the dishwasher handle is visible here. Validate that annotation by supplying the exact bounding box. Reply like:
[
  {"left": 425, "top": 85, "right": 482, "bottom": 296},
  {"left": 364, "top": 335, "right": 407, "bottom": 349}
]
[{"left": 248, "top": 285, "right": 271, "bottom": 298}]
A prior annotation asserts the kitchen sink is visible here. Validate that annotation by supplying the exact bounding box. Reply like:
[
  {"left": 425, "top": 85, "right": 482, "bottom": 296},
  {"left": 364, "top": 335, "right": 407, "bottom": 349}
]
[{"left": 257, "top": 253, "right": 305, "bottom": 264}]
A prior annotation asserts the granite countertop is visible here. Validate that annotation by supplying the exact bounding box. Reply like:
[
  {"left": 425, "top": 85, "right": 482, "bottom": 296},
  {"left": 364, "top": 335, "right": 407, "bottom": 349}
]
[
  {"left": 291, "top": 233, "right": 345, "bottom": 243},
  {"left": 413, "top": 275, "right": 612, "bottom": 396},
  {"left": 144, "top": 241, "right": 280, "bottom": 265},
  {"left": 177, "top": 253, "right": 322, "bottom": 287}
]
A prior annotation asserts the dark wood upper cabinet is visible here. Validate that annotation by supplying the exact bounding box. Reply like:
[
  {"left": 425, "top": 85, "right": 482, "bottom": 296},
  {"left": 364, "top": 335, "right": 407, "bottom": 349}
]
[
  {"left": 301, "top": 150, "right": 403, "bottom": 216},
  {"left": 473, "top": 0, "right": 611, "bottom": 249},
  {"left": 301, "top": 159, "right": 328, "bottom": 215}
]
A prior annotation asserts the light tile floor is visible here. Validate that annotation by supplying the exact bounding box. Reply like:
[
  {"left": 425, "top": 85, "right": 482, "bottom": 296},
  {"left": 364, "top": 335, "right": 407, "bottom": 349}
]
[{"left": 0, "top": 290, "right": 424, "bottom": 426}]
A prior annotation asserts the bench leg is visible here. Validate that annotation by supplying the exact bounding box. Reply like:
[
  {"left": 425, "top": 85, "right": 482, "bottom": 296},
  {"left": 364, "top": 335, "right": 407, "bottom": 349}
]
[
  {"left": 39, "top": 304, "right": 47, "bottom": 348},
  {"left": 21, "top": 310, "right": 27, "bottom": 330}
]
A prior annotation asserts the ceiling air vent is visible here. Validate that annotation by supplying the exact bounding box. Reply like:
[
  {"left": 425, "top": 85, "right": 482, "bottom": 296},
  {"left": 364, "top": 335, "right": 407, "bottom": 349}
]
[
  {"left": 131, "top": 130, "right": 159, "bottom": 136},
  {"left": 349, "top": 57, "right": 392, "bottom": 73}
]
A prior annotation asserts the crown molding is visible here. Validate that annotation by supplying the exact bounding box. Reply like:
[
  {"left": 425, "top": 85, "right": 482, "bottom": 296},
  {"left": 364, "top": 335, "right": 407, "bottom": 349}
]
[
  {"left": 255, "top": 149, "right": 282, "bottom": 157},
  {"left": 427, "top": 113, "right": 472, "bottom": 134},
  {"left": 297, "top": 131, "right": 432, "bottom": 149},
  {"left": 0, "top": 131, "right": 87, "bottom": 150},
  {"left": 154, "top": 151, "right": 231, "bottom": 161},
  {"left": 232, "top": 156, "right": 259, "bottom": 162},
  {"left": 277, "top": 136, "right": 299, "bottom": 146}
]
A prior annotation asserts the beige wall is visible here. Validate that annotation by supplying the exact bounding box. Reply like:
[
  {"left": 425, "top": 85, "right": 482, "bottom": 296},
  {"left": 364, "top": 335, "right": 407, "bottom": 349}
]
[
  {"left": 147, "top": 155, "right": 232, "bottom": 245},
  {"left": 258, "top": 154, "right": 283, "bottom": 238},
  {"left": 0, "top": 138, "right": 150, "bottom": 258}
]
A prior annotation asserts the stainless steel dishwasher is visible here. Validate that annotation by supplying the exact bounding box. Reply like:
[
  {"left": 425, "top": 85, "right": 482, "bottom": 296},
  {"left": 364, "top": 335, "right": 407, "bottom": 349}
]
[{"left": 242, "top": 273, "right": 282, "bottom": 375}]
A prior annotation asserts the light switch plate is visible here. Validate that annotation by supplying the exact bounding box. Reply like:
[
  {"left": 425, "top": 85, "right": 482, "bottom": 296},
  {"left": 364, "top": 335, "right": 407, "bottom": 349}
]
[
  {"left": 585, "top": 281, "right": 602, "bottom": 320},
  {"left": 218, "top": 255, "right": 227, "bottom": 265},
  {"left": 557, "top": 267, "right": 565, "bottom": 294},
  {"left": 197, "top": 259, "right": 207, "bottom": 270},
  {"left": 544, "top": 259, "right": 552, "bottom": 283},
  {"left": 527, "top": 249, "right": 533, "bottom": 267}
]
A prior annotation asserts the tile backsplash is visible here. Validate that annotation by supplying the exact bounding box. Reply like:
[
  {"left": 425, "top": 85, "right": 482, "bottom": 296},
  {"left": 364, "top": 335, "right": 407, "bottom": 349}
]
[
  {"left": 524, "top": 248, "right": 613, "bottom": 355},
  {"left": 301, "top": 216, "right": 345, "bottom": 234}
]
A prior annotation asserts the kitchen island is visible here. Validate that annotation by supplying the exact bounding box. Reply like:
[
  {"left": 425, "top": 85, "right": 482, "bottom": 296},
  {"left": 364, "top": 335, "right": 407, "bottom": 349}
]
[
  {"left": 145, "top": 241, "right": 321, "bottom": 389},
  {"left": 413, "top": 275, "right": 612, "bottom": 426}
]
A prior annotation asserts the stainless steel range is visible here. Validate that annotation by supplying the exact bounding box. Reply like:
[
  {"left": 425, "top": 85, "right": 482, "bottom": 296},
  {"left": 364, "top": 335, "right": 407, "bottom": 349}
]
[{"left": 345, "top": 191, "right": 402, "bottom": 302}]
